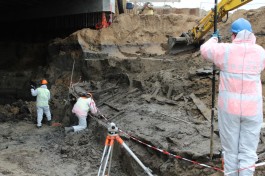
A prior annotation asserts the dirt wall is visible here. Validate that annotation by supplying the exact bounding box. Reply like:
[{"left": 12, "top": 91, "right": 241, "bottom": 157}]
[{"left": 155, "top": 8, "right": 201, "bottom": 16}]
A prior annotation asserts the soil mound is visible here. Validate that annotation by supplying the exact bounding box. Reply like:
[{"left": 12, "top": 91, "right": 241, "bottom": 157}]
[
  {"left": 54, "top": 13, "right": 200, "bottom": 57},
  {"left": 75, "top": 13, "right": 200, "bottom": 45}
]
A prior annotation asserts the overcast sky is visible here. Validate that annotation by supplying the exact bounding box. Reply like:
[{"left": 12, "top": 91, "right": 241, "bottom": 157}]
[{"left": 152, "top": 0, "right": 265, "bottom": 10}]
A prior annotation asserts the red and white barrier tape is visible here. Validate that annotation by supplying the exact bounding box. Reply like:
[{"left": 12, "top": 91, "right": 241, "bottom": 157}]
[
  {"left": 119, "top": 129, "right": 265, "bottom": 174},
  {"left": 119, "top": 129, "right": 224, "bottom": 172},
  {"left": 225, "top": 162, "right": 265, "bottom": 175},
  {"left": 93, "top": 112, "right": 265, "bottom": 174}
]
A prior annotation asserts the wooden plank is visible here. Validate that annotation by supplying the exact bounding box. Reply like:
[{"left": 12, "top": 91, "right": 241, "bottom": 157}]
[
  {"left": 108, "top": 111, "right": 125, "bottom": 122},
  {"left": 189, "top": 93, "right": 211, "bottom": 121},
  {"left": 160, "top": 113, "right": 191, "bottom": 124},
  {"left": 103, "top": 102, "right": 121, "bottom": 112},
  {"left": 167, "top": 85, "right": 173, "bottom": 99},
  {"left": 97, "top": 92, "right": 120, "bottom": 107},
  {"left": 110, "top": 88, "right": 138, "bottom": 103}
]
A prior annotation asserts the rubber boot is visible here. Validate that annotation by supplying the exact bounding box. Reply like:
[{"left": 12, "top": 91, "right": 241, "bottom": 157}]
[
  {"left": 47, "top": 120, "right": 52, "bottom": 126},
  {"left": 64, "top": 127, "right": 74, "bottom": 134}
]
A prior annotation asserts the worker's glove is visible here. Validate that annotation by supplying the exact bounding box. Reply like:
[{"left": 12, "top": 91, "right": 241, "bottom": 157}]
[{"left": 211, "top": 30, "right": 221, "bottom": 41}]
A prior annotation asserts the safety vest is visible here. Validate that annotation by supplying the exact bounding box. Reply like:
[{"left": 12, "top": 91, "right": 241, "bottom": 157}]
[{"left": 36, "top": 87, "right": 50, "bottom": 107}]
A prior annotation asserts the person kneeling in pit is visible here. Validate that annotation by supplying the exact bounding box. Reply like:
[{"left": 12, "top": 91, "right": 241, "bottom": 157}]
[{"left": 65, "top": 92, "right": 98, "bottom": 133}]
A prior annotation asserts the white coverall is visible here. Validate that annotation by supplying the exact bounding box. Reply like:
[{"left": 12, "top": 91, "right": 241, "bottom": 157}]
[
  {"left": 31, "top": 85, "right": 51, "bottom": 127},
  {"left": 200, "top": 30, "right": 265, "bottom": 176},
  {"left": 72, "top": 97, "right": 97, "bottom": 132}
]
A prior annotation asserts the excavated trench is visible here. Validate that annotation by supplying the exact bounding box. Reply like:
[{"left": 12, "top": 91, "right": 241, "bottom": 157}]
[
  {"left": 1, "top": 11, "right": 265, "bottom": 176},
  {"left": 1, "top": 37, "right": 265, "bottom": 176},
  {"left": 0, "top": 39, "right": 224, "bottom": 176}
]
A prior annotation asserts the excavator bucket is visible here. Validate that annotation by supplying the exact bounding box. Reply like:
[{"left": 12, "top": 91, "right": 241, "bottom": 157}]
[
  {"left": 168, "top": 37, "right": 196, "bottom": 54},
  {"left": 167, "top": 33, "right": 200, "bottom": 55}
]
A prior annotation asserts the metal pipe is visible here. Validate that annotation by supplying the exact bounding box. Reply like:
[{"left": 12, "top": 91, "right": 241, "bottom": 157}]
[{"left": 210, "top": 0, "right": 218, "bottom": 161}]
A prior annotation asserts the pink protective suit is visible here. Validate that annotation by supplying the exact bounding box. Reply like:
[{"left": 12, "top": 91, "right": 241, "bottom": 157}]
[
  {"left": 71, "top": 97, "right": 98, "bottom": 132},
  {"left": 200, "top": 30, "right": 265, "bottom": 176}
]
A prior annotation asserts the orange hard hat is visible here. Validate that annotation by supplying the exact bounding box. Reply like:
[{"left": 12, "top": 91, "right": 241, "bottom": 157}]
[{"left": 41, "top": 79, "right": 48, "bottom": 85}]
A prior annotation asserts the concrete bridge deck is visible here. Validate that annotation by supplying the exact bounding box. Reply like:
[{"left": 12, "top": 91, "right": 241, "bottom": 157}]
[{"left": 0, "top": 0, "right": 121, "bottom": 41}]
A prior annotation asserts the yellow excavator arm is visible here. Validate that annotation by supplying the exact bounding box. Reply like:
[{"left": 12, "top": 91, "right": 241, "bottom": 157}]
[{"left": 168, "top": 0, "right": 253, "bottom": 54}]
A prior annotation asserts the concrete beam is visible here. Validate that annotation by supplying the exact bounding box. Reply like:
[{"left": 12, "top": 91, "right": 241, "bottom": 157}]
[{"left": 0, "top": 0, "right": 115, "bottom": 20}]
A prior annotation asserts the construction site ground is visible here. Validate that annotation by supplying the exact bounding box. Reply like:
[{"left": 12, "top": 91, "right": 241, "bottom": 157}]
[{"left": 1, "top": 7, "right": 265, "bottom": 176}]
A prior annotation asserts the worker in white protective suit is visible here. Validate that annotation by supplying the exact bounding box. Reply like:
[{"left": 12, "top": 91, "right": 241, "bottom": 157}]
[
  {"left": 201, "top": 18, "right": 265, "bottom": 176},
  {"left": 65, "top": 92, "right": 98, "bottom": 133},
  {"left": 31, "top": 79, "right": 52, "bottom": 128}
]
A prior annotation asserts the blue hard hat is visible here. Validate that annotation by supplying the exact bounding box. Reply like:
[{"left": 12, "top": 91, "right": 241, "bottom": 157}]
[{"left": 231, "top": 18, "right": 252, "bottom": 33}]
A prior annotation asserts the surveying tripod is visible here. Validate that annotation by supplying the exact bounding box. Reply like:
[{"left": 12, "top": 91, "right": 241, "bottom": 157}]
[{"left": 97, "top": 122, "right": 154, "bottom": 176}]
